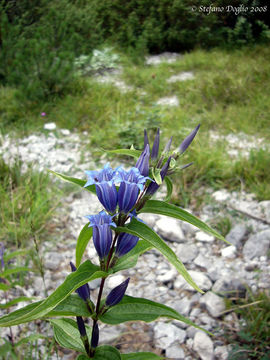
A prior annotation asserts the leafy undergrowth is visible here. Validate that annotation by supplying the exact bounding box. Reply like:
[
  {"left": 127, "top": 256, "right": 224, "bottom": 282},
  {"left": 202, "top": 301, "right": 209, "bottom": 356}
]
[
  {"left": 225, "top": 290, "right": 270, "bottom": 360},
  {"left": 0, "top": 156, "right": 63, "bottom": 248}
]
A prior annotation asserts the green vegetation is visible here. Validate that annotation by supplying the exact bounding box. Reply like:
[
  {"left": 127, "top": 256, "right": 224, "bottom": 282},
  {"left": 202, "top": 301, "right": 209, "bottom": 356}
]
[
  {"left": 0, "top": 156, "right": 62, "bottom": 248},
  {"left": 225, "top": 290, "right": 270, "bottom": 360}
]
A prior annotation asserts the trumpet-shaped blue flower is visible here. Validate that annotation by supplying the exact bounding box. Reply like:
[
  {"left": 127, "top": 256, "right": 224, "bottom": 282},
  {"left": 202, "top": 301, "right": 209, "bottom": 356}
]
[
  {"left": 86, "top": 211, "right": 116, "bottom": 259},
  {"left": 135, "top": 144, "right": 150, "bottom": 177},
  {"left": 105, "top": 278, "right": 130, "bottom": 307},
  {"left": 70, "top": 262, "right": 91, "bottom": 302},
  {"left": 84, "top": 164, "right": 118, "bottom": 213},
  {"left": 115, "top": 233, "right": 139, "bottom": 257},
  {"left": 117, "top": 167, "right": 150, "bottom": 213}
]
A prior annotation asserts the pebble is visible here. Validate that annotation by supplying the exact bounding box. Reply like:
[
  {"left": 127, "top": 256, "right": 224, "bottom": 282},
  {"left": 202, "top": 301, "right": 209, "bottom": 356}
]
[
  {"left": 155, "top": 217, "right": 185, "bottom": 242},
  {"left": 226, "top": 224, "right": 247, "bottom": 247},
  {"left": 193, "top": 331, "right": 214, "bottom": 360},
  {"left": 154, "top": 322, "right": 186, "bottom": 348},
  {"left": 243, "top": 230, "right": 270, "bottom": 259},
  {"left": 195, "top": 231, "right": 215, "bottom": 242},
  {"left": 44, "top": 122, "right": 57, "bottom": 130},
  {"left": 200, "top": 292, "right": 225, "bottom": 318},
  {"left": 176, "top": 243, "right": 199, "bottom": 263},
  {"left": 221, "top": 245, "right": 237, "bottom": 258},
  {"left": 156, "top": 96, "right": 179, "bottom": 107}
]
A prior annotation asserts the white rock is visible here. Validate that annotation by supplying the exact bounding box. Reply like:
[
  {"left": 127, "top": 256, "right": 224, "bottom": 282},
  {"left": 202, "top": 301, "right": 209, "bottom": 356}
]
[
  {"left": 214, "top": 345, "right": 229, "bottom": 360},
  {"left": 44, "top": 122, "right": 57, "bottom": 130},
  {"left": 221, "top": 245, "right": 237, "bottom": 258},
  {"left": 154, "top": 322, "right": 186, "bottom": 348},
  {"left": 200, "top": 292, "right": 225, "bottom": 318},
  {"left": 167, "top": 71, "right": 195, "bottom": 83},
  {"left": 194, "top": 254, "right": 211, "bottom": 269},
  {"left": 166, "top": 343, "right": 185, "bottom": 359},
  {"left": 193, "top": 331, "right": 214, "bottom": 360},
  {"left": 226, "top": 224, "right": 247, "bottom": 247},
  {"left": 243, "top": 230, "right": 270, "bottom": 259},
  {"left": 145, "top": 52, "right": 180, "bottom": 65},
  {"left": 156, "top": 96, "right": 179, "bottom": 107},
  {"left": 176, "top": 243, "right": 199, "bottom": 263},
  {"left": 107, "top": 274, "right": 125, "bottom": 289},
  {"left": 157, "top": 268, "right": 178, "bottom": 283},
  {"left": 195, "top": 231, "right": 215, "bottom": 242},
  {"left": 174, "top": 271, "right": 212, "bottom": 291},
  {"left": 60, "top": 129, "right": 71, "bottom": 136},
  {"left": 212, "top": 190, "right": 230, "bottom": 202},
  {"left": 155, "top": 217, "right": 185, "bottom": 242}
]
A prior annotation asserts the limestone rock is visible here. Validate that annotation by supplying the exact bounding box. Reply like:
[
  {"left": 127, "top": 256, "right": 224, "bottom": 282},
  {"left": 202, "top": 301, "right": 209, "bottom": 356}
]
[
  {"left": 155, "top": 217, "right": 185, "bottom": 242},
  {"left": 243, "top": 230, "right": 270, "bottom": 259},
  {"left": 193, "top": 331, "right": 214, "bottom": 360},
  {"left": 200, "top": 292, "right": 225, "bottom": 318},
  {"left": 195, "top": 231, "right": 215, "bottom": 242},
  {"left": 154, "top": 322, "right": 186, "bottom": 348},
  {"left": 176, "top": 243, "right": 199, "bottom": 263},
  {"left": 226, "top": 224, "right": 247, "bottom": 247},
  {"left": 174, "top": 271, "right": 212, "bottom": 291}
]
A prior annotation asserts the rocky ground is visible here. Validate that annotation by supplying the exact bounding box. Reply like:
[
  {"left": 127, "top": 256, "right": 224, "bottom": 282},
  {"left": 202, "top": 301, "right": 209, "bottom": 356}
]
[{"left": 1, "top": 53, "right": 269, "bottom": 360}]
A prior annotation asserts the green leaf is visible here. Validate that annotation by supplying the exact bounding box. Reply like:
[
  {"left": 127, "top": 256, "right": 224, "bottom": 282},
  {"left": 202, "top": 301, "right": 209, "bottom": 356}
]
[
  {"left": 104, "top": 148, "right": 141, "bottom": 159},
  {"left": 77, "top": 355, "right": 90, "bottom": 360},
  {"left": 76, "top": 224, "right": 93, "bottom": 267},
  {"left": 15, "top": 334, "right": 47, "bottom": 347},
  {"left": 1, "top": 267, "right": 33, "bottom": 277},
  {"left": 48, "top": 169, "right": 96, "bottom": 195},
  {"left": 117, "top": 219, "right": 203, "bottom": 293},
  {"left": 152, "top": 168, "right": 162, "bottom": 186},
  {"left": 51, "top": 318, "right": 86, "bottom": 353},
  {"left": 48, "top": 294, "right": 91, "bottom": 317},
  {"left": 100, "top": 295, "right": 209, "bottom": 334},
  {"left": 112, "top": 240, "right": 152, "bottom": 272},
  {"left": 0, "top": 296, "right": 35, "bottom": 309},
  {"left": 121, "top": 352, "right": 164, "bottom": 360},
  {"left": 93, "top": 345, "right": 121, "bottom": 360},
  {"left": 139, "top": 200, "right": 227, "bottom": 243},
  {"left": 164, "top": 176, "right": 173, "bottom": 201},
  {"left": 0, "top": 260, "right": 105, "bottom": 327},
  {"left": 3, "top": 249, "right": 29, "bottom": 262},
  {"left": 0, "top": 283, "right": 11, "bottom": 291}
]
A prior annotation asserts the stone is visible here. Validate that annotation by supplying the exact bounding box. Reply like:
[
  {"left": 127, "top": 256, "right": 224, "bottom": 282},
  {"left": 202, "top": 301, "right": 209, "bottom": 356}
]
[
  {"left": 193, "top": 331, "right": 214, "bottom": 360},
  {"left": 154, "top": 322, "right": 186, "bottom": 348},
  {"left": 156, "top": 96, "right": 179, "bottom": 107},
  {"left": 170, "top": 298, "right": 191, "bottom": 317},
  {"left": 181, "top": 221, "right": 198, "bottom": 235},
  {"left": 60, "top": 129, "right": 71, "bottom": 136},
  {"left": 214, "top": 345, "right": 229, "bottom": 360},
  {"left": 166, "top": 343, "right": 185, "bottom": 359},
  {"left": 174, "top": 271, "right": 212, "bottom": 291},
  {"left": 259, "top": 200, "right": 270, "bottom": 222},
  {"left": 212, "top": 278, "right": 246, "bottom": 298},
  {"left": 226, "top": 224, "right": 247, "bottom": 247},
  {"left": 194, "top": 254, "right": 211, "bottom": 269},
  {"left": 176, "top": 243, "right": 199, "bottom": 263},
  {"left": 221, "top": 245, "right": 237, "bottom": 258},
  {"left": 157, "top": 268, "right": 178, "bottom": 283},
  {"left": 155, "top": 217, "right": 185, "bottom": 242},
  {"left": 44, "top": 122, "right": 57, "bottom": 130},
  {"left": 145, "top": 52, "right": 180, "bottom": 65},
  {"left": 212, "top": 189, "right": 230, "bottom": 202},
  {"left": 139, "top": 213, "right": 158, "bottom": 228},
  {"left": 107, "top": 274, "right": 125, "bottom": 289},
  {"left": 195, "top": 231, "right": 215, "bottom": 242},
  {"left": 243, "top": 230, "right": 270, "bottom": 259},
  {"left": 45, "top": 252, "right": 64, "bottom": 271},
  {"left": 167, "top": 71, "right": 194, "bottom": 83},
  {"left": 200, "top": 292, "right": 225, "bottom": 318}
]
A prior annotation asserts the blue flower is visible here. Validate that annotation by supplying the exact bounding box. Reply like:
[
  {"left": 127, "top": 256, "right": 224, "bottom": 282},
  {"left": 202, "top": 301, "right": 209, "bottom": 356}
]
[
  {"left": 86, "top": 211, "right": 116, "bottom": 259},
  {"left": 84, "top": 164, "right": 118, "bottom": 213},
  {"left": 115, "top": 233, "right": 139, "bottom": 257},
  {"left": 70, "top": 262, "right": 91, "bottom": 302},
  {"left": 105, "top": 278, "right": 130, "bottom": 307},
  {"left": 117, "top": 167, "right": 150, "bottom": 213},
  {"left": 151, "top": 128, "right": 160, "bottom": 160},
  {"left": 135, "top": 144, "right": 150, "bottom": 177},
  {"left": 178, "top": 124, "right": 200, "bottom": 155}
]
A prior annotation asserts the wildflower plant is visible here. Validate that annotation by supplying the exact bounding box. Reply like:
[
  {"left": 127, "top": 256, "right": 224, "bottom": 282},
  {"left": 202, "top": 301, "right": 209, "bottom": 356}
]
[{"left": 0, "top": 127, "right": 228, "bottom": 359}]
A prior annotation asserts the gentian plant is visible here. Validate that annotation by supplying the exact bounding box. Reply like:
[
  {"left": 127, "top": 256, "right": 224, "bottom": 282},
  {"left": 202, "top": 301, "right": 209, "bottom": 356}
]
[{"left": 0, "top": 126, "right": 227, "bottom": 359}]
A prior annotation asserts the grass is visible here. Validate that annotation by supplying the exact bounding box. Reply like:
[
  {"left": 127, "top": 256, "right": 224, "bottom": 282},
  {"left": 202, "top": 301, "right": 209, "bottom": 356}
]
[
  {"left": 225, "top": 290, "right": 270, "bottom": 360},
  {"left": 0, "top": 45, "right": 270, "bottom": 206},
  {"left": 0, "top": 156, "right": 63, "bottom": 248}
]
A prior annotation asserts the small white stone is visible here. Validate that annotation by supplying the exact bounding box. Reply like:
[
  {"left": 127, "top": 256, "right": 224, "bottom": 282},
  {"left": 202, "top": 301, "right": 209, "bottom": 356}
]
[
  {"left": 167, "top": 71, "right": 195, "bottom": 83},
  {"left": 154, "top": 322, "right": 186, "bottom": 348},
  {"left": 215, "top": 345, "right": 229, "bottom": 360},
  {"left": 195, "top": 231, "right": 215, "bottom": 242},
  {"left": 107, "top": 274, "right": 125, "bottom": 289},
  {"left": 221, "top": 245, "right": 237, "bottom": 258},
  {"left": 174, "top": 271, "right": 212, "bottom": 291},
  {"left": 193, "top": 331, "right": 214, "bottom": 360},
  {"left": 212, "top": 190, "right": 230, "bottom": 202},
  {"left": 60, "top": 129, "right": 71, "bottom": 136},
  {"left": 155, "top": 217, "right": 185, "bottom": 242},
  {"left": 200, "top": 292, "right": 225, "bottom": 318},
  {"left": 44, "top": 122, "right": 57, "bottom": 130},
  {"left": 156, "top": 96, "right": 179, "bottom": 107}
]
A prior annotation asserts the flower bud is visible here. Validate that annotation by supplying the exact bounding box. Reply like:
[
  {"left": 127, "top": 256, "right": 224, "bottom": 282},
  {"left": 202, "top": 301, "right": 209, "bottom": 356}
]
[
  {"left": 151, "top": 128, "right": 160, "bottom": 160},
  {"left": 70, "top": 262, "right": 91, "bottom": 302},
  {"left": 178, "top": 124, "right": 200, "bottom": 154},
  {"left": 135, "top": 144, "right": 150, "bottom": 177},
  {"left": 105, "top": 278, "right": 130, "bottom": 307},
  {"left": 91, "top": 323, "right": 99, "bottom": 349},
  {"left": 76, "top": 316, "right": 87, "bottom": 337},
  {"left": 115, "top": 233, "right": 139, "bottom": 257},
  {"left": 146, "top": 156, "right": 171, "bottom": 196}
]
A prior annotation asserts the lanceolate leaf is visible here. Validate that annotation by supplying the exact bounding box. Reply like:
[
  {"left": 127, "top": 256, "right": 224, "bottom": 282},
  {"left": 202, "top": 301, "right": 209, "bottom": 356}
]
[
  {"left": 139, "top": 200, "right": 227, "bottom": 243},
  {"left": 48, "top": 294, "right": 92, "bottom": 317},
  {"left": 100, "top": 295, "right": 209, "bottom": 334},
  {"left": 117, "top": 219, "right": 202, "bottom": 293},
  {"left": 112, "top": 240, "right": 152, "bottom": 272},
  {"left": 76, "top": 224, "right": 93, "bottom": 267},
  {"left": 51, "top": 318, "right": 86, "bottom": 353},
  {"left": 0, "top": 261, "right": 105, "bottom": 327},
  {"left": 48, "top": 170, "right": 96, "bottom": 195},
  {"left": 121, "top": 352, "right": 164, "bottom": 360},
  {"left": 164, "top": 176, "right": 173, "bottom": 201},
  {"left": 93, "top": 346, "right": 121, "bottom": 360},
  {"left": 104, "top": 148, "right": 141, "bottom": 159}
]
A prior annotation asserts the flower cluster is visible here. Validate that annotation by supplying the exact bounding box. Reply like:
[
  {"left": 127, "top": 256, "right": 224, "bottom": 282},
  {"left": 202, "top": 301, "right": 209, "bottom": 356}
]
[{"left": 70, "top": 125, "right": 200, "bottom": 356}]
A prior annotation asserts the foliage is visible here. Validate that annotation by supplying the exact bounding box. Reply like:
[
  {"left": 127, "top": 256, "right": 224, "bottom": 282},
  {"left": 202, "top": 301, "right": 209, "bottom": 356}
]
[
  {"left": 0, "top": 156, "right": 62, "bottom": 247},
  {"left": 0, "top": 128, "right": 224, "bottom": 358},
  {"left": 226, "top": 290, "right": 270, "bottom": 360}
]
